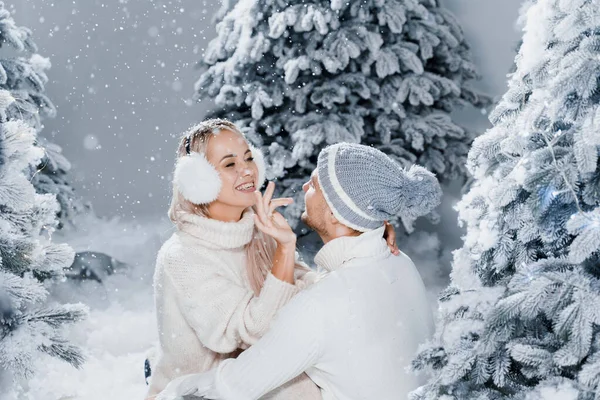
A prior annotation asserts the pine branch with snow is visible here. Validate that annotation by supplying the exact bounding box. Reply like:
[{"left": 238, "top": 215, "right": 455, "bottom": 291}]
[
  {"left": 412, "top": 1, "right": 600, "bottom": 398},
  {"left": 0, "top": 115, "right": 88, "bottom": 382},
  {"left": 0, "top": 2, "right": 89, "bottom": 229},
  {"left": 0, "top": 22, "right": 88, "bottom": 384}
]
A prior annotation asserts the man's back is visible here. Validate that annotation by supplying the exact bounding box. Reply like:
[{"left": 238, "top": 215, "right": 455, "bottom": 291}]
[
  {"left": 180, "top": 230, "right": 436, "bottom": 400},
  {"left": 305, "top": 251, "right": 434, "bottom": 399}
]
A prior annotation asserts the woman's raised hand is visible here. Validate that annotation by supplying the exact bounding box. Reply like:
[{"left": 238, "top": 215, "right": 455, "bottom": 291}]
[{"left": 253, "top": 181, "right": 297, "bottom": 246}]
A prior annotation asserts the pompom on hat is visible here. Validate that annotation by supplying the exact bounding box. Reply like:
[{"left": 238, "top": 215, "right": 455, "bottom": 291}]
[
  {"left": 173, "top": 127, "right": 266, "bottom": 205},
  {"left": 316, "top": 143, "right": 442, "bottom": 232}
]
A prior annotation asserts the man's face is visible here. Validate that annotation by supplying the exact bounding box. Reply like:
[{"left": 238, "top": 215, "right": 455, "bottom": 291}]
[{"left": 301, "top": 170, "right": 329, "bottom": 235}]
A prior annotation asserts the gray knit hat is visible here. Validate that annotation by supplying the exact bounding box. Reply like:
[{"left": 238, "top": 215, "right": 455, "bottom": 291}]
[{"left": 316, "top": 143, "right": 442, "bottom": 232}]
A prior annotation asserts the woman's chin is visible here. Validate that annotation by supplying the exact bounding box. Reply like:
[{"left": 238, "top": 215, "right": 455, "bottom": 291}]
[
  {"left": 239, "top": 195, "right": 257, "bottom": 208},
  {"left": 216, "top": 194, "right": 256, "bottom": 210}
]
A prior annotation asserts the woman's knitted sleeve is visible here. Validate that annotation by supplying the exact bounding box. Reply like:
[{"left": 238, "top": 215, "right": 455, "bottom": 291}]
[{"left": 162, "top": 248, "right": 299, "bottom": 353}]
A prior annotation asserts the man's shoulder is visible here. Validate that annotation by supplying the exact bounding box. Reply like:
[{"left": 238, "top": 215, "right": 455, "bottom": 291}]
[
  {"left": 386, "top": 251, "right": 416, "bottom": 268},
  {"left": 290, "top": 271, "right": 351, "bottom": 314}
]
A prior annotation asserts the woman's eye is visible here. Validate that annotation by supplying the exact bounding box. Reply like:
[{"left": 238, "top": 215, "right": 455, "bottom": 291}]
[
  {"left": 225, "top": 163, "right": 235, "bottom": 168},
  {"left": 246, "top": 157, "right": 254, "bottom": 162}
]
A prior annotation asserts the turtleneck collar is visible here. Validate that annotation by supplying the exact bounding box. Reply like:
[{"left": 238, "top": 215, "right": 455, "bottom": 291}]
[
  {"left": 314, "top": 226, "right": 389, "bottom": 272},
  {"left": 176, "top": 209, "right": 255, "bottom": 250}
]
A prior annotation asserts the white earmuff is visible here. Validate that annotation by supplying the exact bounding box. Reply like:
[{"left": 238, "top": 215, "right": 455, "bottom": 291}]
[
  {"left": 249, "top": 144, "right": 266, "bottom": 189},
  {"left": 174, "top": 152, "right": 222, "bottom": 204},
  {"left": 174, "top": 137, "right": 267, "bottom": 204}
]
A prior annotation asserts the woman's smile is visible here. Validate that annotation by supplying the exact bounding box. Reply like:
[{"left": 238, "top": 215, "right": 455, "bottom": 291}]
[{"left": 235, "top": 181, "right": 256, "bottom": 193}]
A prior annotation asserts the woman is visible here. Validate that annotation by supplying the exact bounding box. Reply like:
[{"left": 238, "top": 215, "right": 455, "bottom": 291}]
[{"left": 146, "top": 119, "right": 321, "bottom": 399}]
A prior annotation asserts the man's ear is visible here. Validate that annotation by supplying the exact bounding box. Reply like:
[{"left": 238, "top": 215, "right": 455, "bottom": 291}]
[{"left": 327, "top": 209, "right": 341, "bottom": 226}]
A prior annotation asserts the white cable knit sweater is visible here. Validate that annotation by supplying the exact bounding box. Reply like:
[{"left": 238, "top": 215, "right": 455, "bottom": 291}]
[{"left": 147, "top": 209, "right": 321, "bottom": 399}]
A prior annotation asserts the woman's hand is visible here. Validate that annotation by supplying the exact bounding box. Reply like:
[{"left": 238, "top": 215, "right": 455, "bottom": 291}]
[
  {"left": 253, "top": 182, "right": 297, "bottom": 246},
  {"left": 384, "top": 221, "right": 400, "bottom": 256}
]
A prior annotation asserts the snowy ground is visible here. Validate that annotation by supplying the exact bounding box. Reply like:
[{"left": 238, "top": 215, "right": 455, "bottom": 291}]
[
  {"left": 1, "top": 202, "right": 456, "bottom": 400},
  {"left": 1, "top": 214, "right": 173, "bottom": 400}
]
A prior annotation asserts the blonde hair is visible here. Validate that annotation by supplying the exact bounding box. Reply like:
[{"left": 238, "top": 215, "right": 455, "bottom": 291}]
[{"left": 168, "top": 118, "right": 307, "bottom": 295}]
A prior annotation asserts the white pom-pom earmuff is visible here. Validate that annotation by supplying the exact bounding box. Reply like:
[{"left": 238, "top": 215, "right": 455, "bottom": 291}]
[
  {"left": 174, "top": 134, "right": 267, "bottom": 204},
  {"left": 174, "top": 152, "right": 222, "bottom": 204},
  {"left": 249, "top": 144, "right": 266, "bottom": 189}
]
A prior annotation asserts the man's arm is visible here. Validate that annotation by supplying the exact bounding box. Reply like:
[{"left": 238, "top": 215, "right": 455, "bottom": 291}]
[
  {"left": 213, "top": 290, "right": 322, "bottom": 400},
  {"left": 158, "top": 290, "right": 323, "bottom": 400}
]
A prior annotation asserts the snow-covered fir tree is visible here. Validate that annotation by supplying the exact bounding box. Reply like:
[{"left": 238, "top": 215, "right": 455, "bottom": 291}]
[
  {"left": 0, "top": 102, "right": 87, "bottom": 380},
  {"left": 0, "top": 3, "right": 88, "bottom": 229},
  {"left": 412, "top": 1, "right": 600, "bottom": 399},
  {"left": 213, "top": 0, "right": 241, "bottom": 24},
  {"left": 0, "top": 5, "right": 87, "bottom": 382},
  {"left": 196, "top": 0, "right": 487, "bottom": 226}
]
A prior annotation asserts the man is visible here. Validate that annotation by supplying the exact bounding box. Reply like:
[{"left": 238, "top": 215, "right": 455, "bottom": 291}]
[{"left": 158, "top": 143, "right": 441, "bottom": 400}]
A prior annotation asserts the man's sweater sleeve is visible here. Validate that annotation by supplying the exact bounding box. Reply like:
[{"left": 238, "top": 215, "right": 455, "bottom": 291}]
[
  {"left": 163, "top": 249, "right": 299, "bottom": 353},
  {"left": 211, "top": 290, "right": 322, "bottom": 400}
]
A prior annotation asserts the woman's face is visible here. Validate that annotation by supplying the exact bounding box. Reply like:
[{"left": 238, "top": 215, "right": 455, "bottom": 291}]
[{"left": 205, "top": 129, "right": 259, "bottom": 210}]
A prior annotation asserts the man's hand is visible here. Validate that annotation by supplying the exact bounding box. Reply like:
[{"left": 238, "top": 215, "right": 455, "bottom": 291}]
[{"left": 383, "top": 221, "right": 399, "bottom": 256}]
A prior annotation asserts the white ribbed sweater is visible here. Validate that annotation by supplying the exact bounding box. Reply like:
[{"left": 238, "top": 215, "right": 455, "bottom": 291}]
[
  {"left": 147, "top": 210, "right": 321, "bottom": 399},
  {"left": 168, "top": 226, "right": 435, "bottom": 400}
]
